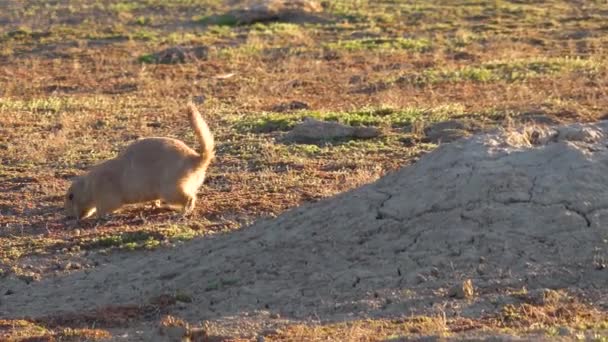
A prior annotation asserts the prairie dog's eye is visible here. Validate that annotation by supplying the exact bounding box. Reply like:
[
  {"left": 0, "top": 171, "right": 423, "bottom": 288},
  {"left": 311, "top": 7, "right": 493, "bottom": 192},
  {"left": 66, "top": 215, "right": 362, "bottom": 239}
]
[{"left": 68, "top": 193, "right": 74, "bottom": 200}]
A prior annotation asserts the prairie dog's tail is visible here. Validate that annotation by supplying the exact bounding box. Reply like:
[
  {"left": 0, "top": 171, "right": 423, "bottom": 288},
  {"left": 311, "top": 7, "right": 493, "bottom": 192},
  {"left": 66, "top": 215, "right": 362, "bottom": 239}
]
[{"left": 187, "top": 102, "right": 215, "bottom": 170}]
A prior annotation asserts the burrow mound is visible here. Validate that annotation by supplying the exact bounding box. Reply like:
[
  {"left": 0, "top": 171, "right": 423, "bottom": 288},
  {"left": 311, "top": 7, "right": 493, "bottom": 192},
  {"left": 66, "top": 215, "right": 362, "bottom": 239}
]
[{"left": 3, "top": 122, "right": 608, "bottom": 323}]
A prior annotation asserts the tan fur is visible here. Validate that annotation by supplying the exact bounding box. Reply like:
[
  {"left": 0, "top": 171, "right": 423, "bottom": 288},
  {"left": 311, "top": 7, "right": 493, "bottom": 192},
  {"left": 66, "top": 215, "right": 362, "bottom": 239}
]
[{"left": 64, "top": 102, "right": 215, "bottom": 220}]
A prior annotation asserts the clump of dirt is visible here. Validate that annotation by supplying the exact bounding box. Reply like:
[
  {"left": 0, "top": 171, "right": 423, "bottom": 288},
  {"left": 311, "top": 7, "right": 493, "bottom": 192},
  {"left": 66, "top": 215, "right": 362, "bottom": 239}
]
[{"left": 3, "top": 122, "right": 608, "bottom": 338}]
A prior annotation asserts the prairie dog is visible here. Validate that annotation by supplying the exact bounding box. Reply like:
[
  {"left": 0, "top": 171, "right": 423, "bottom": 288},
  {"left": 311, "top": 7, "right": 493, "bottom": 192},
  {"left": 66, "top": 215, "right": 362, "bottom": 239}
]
[{"left": 64, "top": 102, "right": 215, "bottom": 220}]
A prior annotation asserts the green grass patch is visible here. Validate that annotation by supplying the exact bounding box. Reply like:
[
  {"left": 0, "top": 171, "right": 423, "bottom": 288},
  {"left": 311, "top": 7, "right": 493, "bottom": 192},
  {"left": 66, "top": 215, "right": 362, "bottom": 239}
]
[
  {"left": 280, "top": 144, "right": 323, "bottom": 156},
  {"left": 1, "top": 236, "right": 65, "bottom": 261},
  {"left": 3, "top": 27, "right": 35, "bottom": 41},
  {"left": 399, "top": 57, "right": 603, "bottom": 86},
  {"left": 135, "top": 16, "right": 151, "bottom": 26},
  {"left": 273, "top": 135, "right": 415, "bottom": 158},
  {"left": 84, "top": 230, "right": 162, "bottom": 250},
  {"left": 198, "top": 14, "right": 239, "bottom": 26},
  {"left": 325, "top": 2, "right": 369, "bottom": 23},
  {"left": 130, "top": 29, "right": 158, "bottom": 41},
  {"left": 81, "top": 224, "right": 200, "bottom": 251},
  {"left": 108, "top": 2, "right": 141, "bottom": 13},
  {"left": 235, "top": 105, "right": 464, "bottom": 133},
  {"left": 250, "top": 22, "right": 307, "bottom": 39},
  {"left": 138, "top": 53, "right": 156, "bottom": 63},
  {"left": 206, "top": 24, "right": 236, "bottom": 38},
  {"left": 164, "top": 224, "right": 199, "bottom": 242},
  {"left": 326, "top": 37, "right": 432, "bottom": 52},
  {"left": 214, "top": 43, "right": 264, "bottom": 59}
]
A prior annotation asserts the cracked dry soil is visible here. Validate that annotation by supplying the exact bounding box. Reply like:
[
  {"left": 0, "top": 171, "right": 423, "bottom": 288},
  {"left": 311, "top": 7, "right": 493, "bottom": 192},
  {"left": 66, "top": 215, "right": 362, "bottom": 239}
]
[{"left": 2, "top": 122, "right": 608, "bottom": 338}]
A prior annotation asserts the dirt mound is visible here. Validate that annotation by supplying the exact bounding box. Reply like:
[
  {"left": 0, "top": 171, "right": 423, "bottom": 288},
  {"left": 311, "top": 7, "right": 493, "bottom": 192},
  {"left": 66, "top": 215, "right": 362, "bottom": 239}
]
[{"left": 3, "top": 122, "right": 608, "bottom": 333}]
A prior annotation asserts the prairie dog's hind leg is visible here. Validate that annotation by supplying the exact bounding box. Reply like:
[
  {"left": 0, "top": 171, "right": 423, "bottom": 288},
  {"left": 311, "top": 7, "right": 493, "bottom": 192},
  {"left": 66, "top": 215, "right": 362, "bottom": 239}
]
[
  {"left": 183, "top": 195, "right": 196, "bottom": 216},
  {"left": 161, "top": 190, "right": 196, "bottom": 216}
]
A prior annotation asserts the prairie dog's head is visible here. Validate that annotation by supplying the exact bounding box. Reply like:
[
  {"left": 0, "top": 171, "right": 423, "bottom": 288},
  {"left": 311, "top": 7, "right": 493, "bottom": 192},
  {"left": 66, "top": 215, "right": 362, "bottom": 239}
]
[{"left": 64, "top": 177, "right": 95, "bottom": 219}]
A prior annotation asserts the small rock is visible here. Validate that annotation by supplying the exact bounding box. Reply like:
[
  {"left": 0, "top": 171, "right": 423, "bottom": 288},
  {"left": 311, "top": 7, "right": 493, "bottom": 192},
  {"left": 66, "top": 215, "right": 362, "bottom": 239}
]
[
  {"left": 92, "top": 119, "right": 107, "bottom": 129},
  {"left": 271, "top": 101, "right": 309, "bottom": 112},
  {"left": 448, "top": 279, "right": 474, "bottom": 299},
  {"left": 349, "top": 75, "right": 363, "bottom": 84},
  {"left": 283, "top": 117, "right": 381, "bottom": 143},
  {"left": 558, "top": 326, "right": 573, "bottom": 336}
]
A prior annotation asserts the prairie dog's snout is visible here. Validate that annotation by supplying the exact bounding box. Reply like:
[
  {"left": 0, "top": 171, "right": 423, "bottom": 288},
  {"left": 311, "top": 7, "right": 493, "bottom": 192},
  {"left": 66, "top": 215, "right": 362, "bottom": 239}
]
[{"left": 64, "top": 102, "right": 215, "bottom": 220}]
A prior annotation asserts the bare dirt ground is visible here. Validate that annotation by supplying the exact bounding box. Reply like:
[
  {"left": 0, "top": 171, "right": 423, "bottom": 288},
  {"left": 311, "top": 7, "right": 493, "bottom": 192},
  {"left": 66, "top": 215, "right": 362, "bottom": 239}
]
[{"left": 1, "top": 0, "right": 608, "bottom": 340}]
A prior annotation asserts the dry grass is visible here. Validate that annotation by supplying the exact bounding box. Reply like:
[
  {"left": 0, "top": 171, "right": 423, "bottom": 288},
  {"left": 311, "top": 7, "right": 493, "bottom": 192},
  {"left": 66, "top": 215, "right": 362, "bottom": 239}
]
[
  {"left": 270, "top": 315, "right": 450, "bottom": 341},
  {"left": 1, "top": 0, "right": 608, "bottom": 339},
  {"left": 0, "top": 319, "right": 111, "bottom": 341},
  {"left": 269, "top": 292, "right": 608, "bottom": 341}
]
